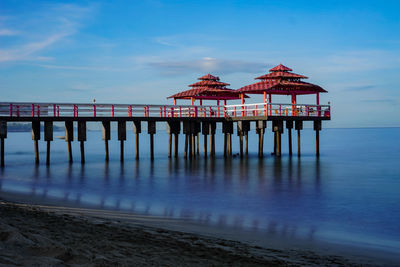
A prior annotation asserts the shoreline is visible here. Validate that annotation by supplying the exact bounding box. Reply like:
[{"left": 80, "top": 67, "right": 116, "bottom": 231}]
[{"left": 1, "top": 195, "right": 399, "bottom": 266}]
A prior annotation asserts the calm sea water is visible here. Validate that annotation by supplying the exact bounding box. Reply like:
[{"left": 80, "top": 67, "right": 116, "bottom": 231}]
[{"left": 1, "top": 124, "right": 399, "bottom": 253}]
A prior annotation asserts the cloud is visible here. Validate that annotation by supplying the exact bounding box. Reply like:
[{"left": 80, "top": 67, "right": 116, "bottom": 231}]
[
  {"left": 147, "top": 57, "right": 267, "bottom": 76},
  {"left": 346, "top": 85, "right": 376, "bottom": 91},
  {"left": 0, "top": 29, "right": 19, "bottom": 36},
  {"left": 0, "top": 3, "right": 94, "bottom": 63},
  {"left": 361, "top": 99, "right": 398, "bottom": 104}
]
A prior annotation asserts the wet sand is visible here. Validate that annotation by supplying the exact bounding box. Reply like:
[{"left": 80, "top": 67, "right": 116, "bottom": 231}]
[{"left": 1, "top": 199, "right": 394, "bottom": 266}]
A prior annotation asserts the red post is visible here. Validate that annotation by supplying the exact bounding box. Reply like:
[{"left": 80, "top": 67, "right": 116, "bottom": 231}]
[
  {"left": 316, "top": 93, "right": 320, "bottom": 117},
  {"left": 263, "top": 92, "right": 266, "bottom": 103},
  {"left": 147, "top": 106, "right": 150, "bottom": 117},
  {"left": 171, "top": 107, "right": 174, "bottom": 117},
  {"left": 53, "top": 104, "right": 56, "bottom": 117},
  {"left": 160, "top": 107, "right": 162, "bottom": 117},
  {"left": 164, "top": 106, "right": 167, "bottom": 117},
  {"left": 37, "top": 105, "right": 40, "bottom": 117},
  {"left": 241, "top": 94, "right": 244, "bottom": 105},
  {"left": 179, "top": 106, "right": 182, "bottom": 117},
  {"left": 111, "top": 105, "right": 115, "bottom": 117},
  {"left": 129, "top": 105, "right": 132, "bottom": 117},
  {"left": 279, "top": 105, "right": 281, "bottom": 116},
  {"left": 57, "top": 105, "right": 60, "bottom": 117},
  {"left": 195, "top": 106, "right": 198, "bottom": 117},
  {"left": 93, "top": 105, "right": 96, "bottom": 117},
  {"left": 17, "top": 105, "right": 20, "bottom": 117},
  {"left": 234, "top": 106, "right": 236, "bottom": 117},
  {"left": 209, "top": 107, "right": 212, "bottom": 117},
  {"left": 174, "top": 99, "right": 177, "bottom": 105},
  {"left": 32, "top": 104, "right": 35, "bottom": 117},
  {"left": 9, "top": 104, "right": 12, "bottom": 117},
  {"left": 254, "top": 105, "right": 257, "bottom": 116}
]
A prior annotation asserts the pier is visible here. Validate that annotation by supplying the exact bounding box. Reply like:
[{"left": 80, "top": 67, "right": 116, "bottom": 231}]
[
  {"left": 0, "top": 101, "right": 330, "bottom": 166},
  {"left": 0, "top": 64, "right": 331, "bottom": 166}
]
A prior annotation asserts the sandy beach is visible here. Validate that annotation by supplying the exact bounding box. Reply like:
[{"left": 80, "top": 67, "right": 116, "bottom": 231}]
[{"left": 0, "top": 198, "right": 394, "bottom": 266}]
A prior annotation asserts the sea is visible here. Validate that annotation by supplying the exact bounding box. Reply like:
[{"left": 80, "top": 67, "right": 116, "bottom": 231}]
[{"left": 1, "top": 124, "right": 399, "bottom": 255}]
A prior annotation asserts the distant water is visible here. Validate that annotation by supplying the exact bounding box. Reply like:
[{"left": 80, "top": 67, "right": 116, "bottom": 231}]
[{"left": 1, "top": 125, "right": 399, "bottom": 253}]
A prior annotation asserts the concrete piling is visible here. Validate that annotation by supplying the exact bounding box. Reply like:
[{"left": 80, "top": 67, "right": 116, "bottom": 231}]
[
  {"left": 286, "top": 120, "right": 293, "bottom": 156},
  {"left": 32, "top": 121, "right": 41, "bottom": 164},
  {"left": 0, "top": 121, "right": 7, "bottom": 167},
  {"left": 44, "top": 121, "right": 53, "bottom": 165},
  {"left": 314, "top": 120, "right": 322, "bottom": 157},
  {"left": 102, "top": 121, "right": 111, "bottom": 162},
  {"left": 295, "top": 120, "right": 303, "bottom": 157},
  {"left": 65, "top": 121, "right": 74, "bottom": 163},
  {"left": 256, "top": 120, "right": 266, "bottom": 158},
  {"left": 118, "top": 121, "right": 126, "bottom": 162},
  {"left": 148, "top": 121, "right": 156, "bottom": 160},
  {"left": 78, "top": 121, "right": 86, "bottom": 164},
  {"left": 133, "top": 121, "right": 141, "bottom": 160},
  {"left": 272, "top": 120, "right": 283, "bottom": 157}
]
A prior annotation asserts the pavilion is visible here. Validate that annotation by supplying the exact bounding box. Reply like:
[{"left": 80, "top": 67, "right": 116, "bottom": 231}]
[
  {"left": 237, "top": 64, "right": 327, "bottom": 106},
  {"left": 167, "top": 74, "right": 247, "bottom": 105}
]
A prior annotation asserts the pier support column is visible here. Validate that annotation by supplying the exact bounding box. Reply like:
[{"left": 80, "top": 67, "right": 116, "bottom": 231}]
[
  {"left": 237, "top": 121, "right": 250, "bottom": 158},
  {"left": 222, "top": 121, "right": 233, "bottom": 157},
  {"left": 133, "top": 121, "right": 141, "bottom": 160},
  {"left": 273, "top": 120, "right": 283, "bottom": 157},
  {"left": 201, "top": 122, "right": 209, "bottom": 158},
  {"left": 194, "top": 122, "right": 200, "bottom": 156},
  {"left": 32, "top": 121, "right": 41, "bottom": 164},
  {"left": 286, "top": 120, "right": 293, "bottom": 156},
  {"left": 0, "top": 121, "right": 7, "bottom": 167},
  {"left": 44, "top": 121, "right": 53, "bottom": 165},
  {"left": 256, "top": 120, "right": 266, "bottom": 158},
  {"left": 65, "top": 121, "right": 74, "bottom": 163},
  {"left": 148, "top": 121, "right": 156, "bottom": 160},
  {"left": 295, "top": 121, "right": 303, "bottom": 157},
  {"left": 183, "top": 121, "right": 190, "bottom": 158},
  {"left": 78, "top": 121, "right": 86, "bottom": 164},
  {"left": 102, "top": 121, "right": 111, "bottom": 162},
  {"left": 209, "top": 122, "right": 216, "bottom": 157},
  {"left": 314, "top": 120, "right": 322, "bottom": 157},
  {"left": 118, "top": 121, "right": 126, "bottom": 162},
  {"left": 167, "top": 121, "right": 181, "bottom": 158}
]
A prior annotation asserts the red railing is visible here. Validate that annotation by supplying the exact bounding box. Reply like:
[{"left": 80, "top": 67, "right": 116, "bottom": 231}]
[{"left": 0, "top": 102, "right": 331, "bottom": 119}]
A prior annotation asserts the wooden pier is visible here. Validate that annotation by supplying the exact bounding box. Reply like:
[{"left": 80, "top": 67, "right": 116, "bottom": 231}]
[{"left": 0, "top": 101, "right": 330, "bottom": 166}]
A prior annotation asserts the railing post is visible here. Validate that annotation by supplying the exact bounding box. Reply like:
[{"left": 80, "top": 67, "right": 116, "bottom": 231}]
[
  {"left": 164, "top": 106, "right": 167, "bottom": 117},
  {"left": 160, "top": 107, "right": 162, "bottom": 117},
  {"left": 17, "top": 105, "right": 20, "bottom": 117},
  {"left": 53, "top": 104, "right": 56, "bottom": 117},
  {"left": 93, "top": 105, "right": 96, "bottom": 117},
  {"left": 9, "top": 104, "right": 12, "bottom": 117},
  {"left": 179, "top": 106, "right": 182, "bottom": 117},
  {"left": 32, "top": 104, "right": 35, "bottom": 117},
  {"left": 195, "top": 106, "right": 198, "bottom": 117},
  {"left": 129, "top": 105, "right": 132, "bottom": 117},
  {"left": 57, "top": 105, "right": 60, "bottom": 117},
  {"left": 171, "top": 107, "right": 174, "bottom": 117},
  {"left": 76, "top": 105, "right": 79, "bottom": 117},
  {"left": 234, "top": 106, "right": 236, "bottom": 117},
  {"left": 111, "top": 105, "right": 115, "bottom": 117},
  {"left": 279, "top": 105, "right": 281, "bottom": 116},
  {"left": 37, "top": 105, "right": 40, "bottom": 117}
]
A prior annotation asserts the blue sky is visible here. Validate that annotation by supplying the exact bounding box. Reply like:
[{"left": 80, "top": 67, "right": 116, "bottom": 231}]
[{"left": 0, "top": 0, "right": 399, "bottom": 127}]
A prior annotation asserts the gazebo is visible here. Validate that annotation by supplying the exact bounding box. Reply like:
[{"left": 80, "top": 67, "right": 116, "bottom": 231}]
[
  {"left": 237, "top": 64, "right": 327, "bottom": 106},
  {"left": 168, "top": 74, "right": 247, "bottom": 105}
]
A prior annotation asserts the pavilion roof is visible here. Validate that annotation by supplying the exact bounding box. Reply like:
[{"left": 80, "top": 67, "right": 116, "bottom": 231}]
[
  {"left": 168, "top": 74, "right": 246, "bottom": 100},
  {"left": 238, "top": 64, "right": 327, "bottom": 95},
  {"left": 270, "top": 64, "right": 293, "bottom": 72}
]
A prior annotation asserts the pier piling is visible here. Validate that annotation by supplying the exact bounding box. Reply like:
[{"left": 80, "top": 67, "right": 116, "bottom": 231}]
[
  {"left": 102, "top": 121, "right": 111, "bottom": 162},
  {"left": 314, "top": 120, "right": 322, "bottom": 157},
  {"left": 0, "top": 121, "right": 6, "bottom": 167},
  {"left": 237, "top": 121, "right": 250, "bottom": 158},
  {"left": 78, "top": 121, "right": 86, "bottom": 164},
  {"left": 256, "top": 120, "right": 266, "bottom": 158},
  {"left": 118, "top": 121, "right": 126, "bottom": 162},
  {"left": 65, "top": 121, "right": 73, "bottom": 163},
  {"left": 201, "top": 122, "right": 209, "bottom": 158},
  {"left": 133, "top": 121, "right": 141, "bottom": 160},
  {"left": 32, "top": 121, "right": 40, "bottom": 164},
  {"left": 44, "top": 121, "right": 53, "bottom": 165},
  {"left": 148, "top": 121, "right": 156, "bottom": 160},
  {"left": 295, "top": 120, "right": 303, "bottom": 156},
  {"left": 286, "top": 120, "right": 293, "bottom": 156},
  {"left": 273, "top": 120, "right": 283, "bottom": 157}
]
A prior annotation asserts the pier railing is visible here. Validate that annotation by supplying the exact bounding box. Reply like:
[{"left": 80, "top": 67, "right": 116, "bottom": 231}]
[{"left": 0, "top": 102, "right": 330, "bottom": 118}]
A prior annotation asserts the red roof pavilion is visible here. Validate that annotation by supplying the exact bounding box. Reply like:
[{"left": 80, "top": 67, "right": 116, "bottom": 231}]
[
  {"left": 237, "top": 64, "right": 327, "bottom": 105},
  {"left": 168, "top": 74, "right": 247, "bottom": 105}
]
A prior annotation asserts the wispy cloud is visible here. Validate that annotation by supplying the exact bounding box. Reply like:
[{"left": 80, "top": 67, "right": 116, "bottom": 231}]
[
  {"left": 346, "top": 85, "right": 376, "bottom": 91},
  {"left": 147, "top": 57, "right": 267, "bottom": 76},
  {"left": 361, "top": 99, "right": 398, "bottom": 104},
  {"left": 0, "top": 3, "right": 95, "bottom": 63}
]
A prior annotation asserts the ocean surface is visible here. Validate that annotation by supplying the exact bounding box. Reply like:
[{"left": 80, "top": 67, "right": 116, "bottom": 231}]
[{"left": 1, "top": 125, "right": 399, "bottom": 254}]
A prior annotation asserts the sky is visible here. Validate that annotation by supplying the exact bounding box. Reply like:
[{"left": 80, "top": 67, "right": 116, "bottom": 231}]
[{"left": 0, "top": 0, "right": 399, "bottom": 127}]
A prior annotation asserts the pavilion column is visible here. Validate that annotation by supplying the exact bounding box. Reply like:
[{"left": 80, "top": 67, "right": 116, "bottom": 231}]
[{"left": 264, "top": 92, "right": 267, "bottom": 103}]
